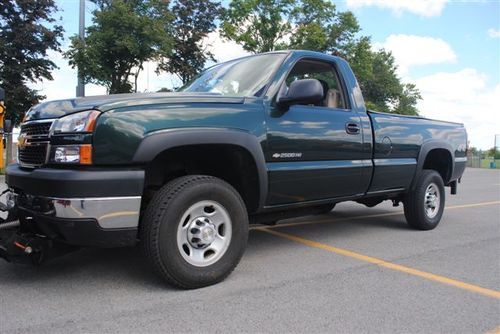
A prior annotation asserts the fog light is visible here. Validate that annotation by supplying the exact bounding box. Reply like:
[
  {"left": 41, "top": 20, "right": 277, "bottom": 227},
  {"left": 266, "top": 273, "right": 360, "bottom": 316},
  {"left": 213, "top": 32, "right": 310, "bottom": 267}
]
[{"left": 54, "top": 146, "right": 80, "bottom": 163}]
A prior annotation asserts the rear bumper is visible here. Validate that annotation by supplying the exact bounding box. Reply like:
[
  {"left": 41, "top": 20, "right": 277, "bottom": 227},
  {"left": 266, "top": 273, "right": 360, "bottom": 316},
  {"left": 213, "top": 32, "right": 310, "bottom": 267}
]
[{"left": 4, "top": 164, "right": 145, "bottom": 248}]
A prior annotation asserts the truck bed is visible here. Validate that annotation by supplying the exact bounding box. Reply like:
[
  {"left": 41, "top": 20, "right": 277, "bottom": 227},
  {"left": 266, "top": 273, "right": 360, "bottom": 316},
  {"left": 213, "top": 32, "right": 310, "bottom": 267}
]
[{"left": 367, "top": 110, "right": 467, "bottom": 193}]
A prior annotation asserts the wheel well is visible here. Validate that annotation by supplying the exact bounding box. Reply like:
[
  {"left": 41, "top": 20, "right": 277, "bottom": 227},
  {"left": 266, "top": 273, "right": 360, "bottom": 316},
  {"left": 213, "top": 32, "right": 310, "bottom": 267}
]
[
  {"left": 143, "top": 144, "right": 260, "bottom": 213},
  {"left": 422, "top": 149, "right": 452, "bottom": 184}
]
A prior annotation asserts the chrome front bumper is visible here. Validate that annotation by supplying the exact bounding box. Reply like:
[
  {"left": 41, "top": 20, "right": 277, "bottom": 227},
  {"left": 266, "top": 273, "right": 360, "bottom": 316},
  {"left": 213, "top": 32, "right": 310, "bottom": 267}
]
[{"left": 15, "top": 194, "right": 142, "bottom": 229}]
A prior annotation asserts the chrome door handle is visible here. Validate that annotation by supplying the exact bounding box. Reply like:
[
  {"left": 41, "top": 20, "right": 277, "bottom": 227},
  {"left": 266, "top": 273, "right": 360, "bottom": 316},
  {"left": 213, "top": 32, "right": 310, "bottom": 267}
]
[{"left": 345, "top": 123, "right": 360, "bottom": 135}]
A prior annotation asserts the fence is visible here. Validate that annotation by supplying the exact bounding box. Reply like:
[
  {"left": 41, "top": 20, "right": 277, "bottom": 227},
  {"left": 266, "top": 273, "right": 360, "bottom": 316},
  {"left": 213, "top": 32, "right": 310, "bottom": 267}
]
[{"left": 467, "top": 153, "right": 500, "bottom": 169}]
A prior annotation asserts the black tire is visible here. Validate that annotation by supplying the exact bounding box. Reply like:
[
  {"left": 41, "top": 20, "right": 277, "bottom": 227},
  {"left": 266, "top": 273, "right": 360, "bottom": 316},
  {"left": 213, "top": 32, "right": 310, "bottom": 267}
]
[
  {"left": 404, "top": 170, "right": 445, "bottom": 230},
  {"left": 140, "top": 175, "right": 248, "bottom": 289}
]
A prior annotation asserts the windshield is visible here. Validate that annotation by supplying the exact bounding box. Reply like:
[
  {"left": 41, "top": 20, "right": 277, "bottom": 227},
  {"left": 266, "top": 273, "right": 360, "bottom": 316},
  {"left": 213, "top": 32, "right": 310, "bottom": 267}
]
[{"left": 181, "top": 53, "right": 287, "bottom": 97}]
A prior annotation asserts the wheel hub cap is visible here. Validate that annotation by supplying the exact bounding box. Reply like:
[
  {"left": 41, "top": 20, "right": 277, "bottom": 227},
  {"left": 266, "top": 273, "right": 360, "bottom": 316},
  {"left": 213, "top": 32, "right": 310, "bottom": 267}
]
[
  {"left": 176, "top": 200, "right": 232, "bottom": 267},
  {"left": 424, "top": 183, "right": 440, "bottom": 219},
  {"left": 187, "top": 218, "right": 217, "bottom": 248}
]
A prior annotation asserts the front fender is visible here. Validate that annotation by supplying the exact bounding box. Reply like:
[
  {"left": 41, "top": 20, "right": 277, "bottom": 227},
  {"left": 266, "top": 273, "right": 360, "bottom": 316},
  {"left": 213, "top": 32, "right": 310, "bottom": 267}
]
[{"left": 132, "top": 127, "right": 268, "bottom": 210}]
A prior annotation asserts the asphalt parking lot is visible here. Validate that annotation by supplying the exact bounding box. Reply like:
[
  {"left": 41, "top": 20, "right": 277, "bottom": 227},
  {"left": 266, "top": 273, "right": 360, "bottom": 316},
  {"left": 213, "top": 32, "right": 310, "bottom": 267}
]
[{"left": 0, "top": 168, "right": 499, "bottom": 334}]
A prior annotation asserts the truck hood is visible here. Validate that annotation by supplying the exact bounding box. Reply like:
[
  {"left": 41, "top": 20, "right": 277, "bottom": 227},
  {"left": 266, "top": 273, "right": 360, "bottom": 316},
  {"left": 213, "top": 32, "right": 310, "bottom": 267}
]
[{"left": 24, "top": 92, "right": 245, "bottom": 121}]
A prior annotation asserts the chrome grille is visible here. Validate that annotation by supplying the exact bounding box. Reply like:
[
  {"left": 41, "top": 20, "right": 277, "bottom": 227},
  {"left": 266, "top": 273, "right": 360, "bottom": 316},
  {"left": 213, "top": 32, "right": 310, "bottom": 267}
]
[
  {"left": 18, "top": 120, "right": 53, "bottom": 167},
  {"left": 20, "top": 122, "right": 52, "bottom": 137}
]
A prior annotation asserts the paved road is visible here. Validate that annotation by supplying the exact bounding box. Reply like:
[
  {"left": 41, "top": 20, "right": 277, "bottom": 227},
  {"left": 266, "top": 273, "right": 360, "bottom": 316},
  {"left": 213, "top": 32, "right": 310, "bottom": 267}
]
[{"left": 0, "top": 169, "right": 499, "bottom": 333}]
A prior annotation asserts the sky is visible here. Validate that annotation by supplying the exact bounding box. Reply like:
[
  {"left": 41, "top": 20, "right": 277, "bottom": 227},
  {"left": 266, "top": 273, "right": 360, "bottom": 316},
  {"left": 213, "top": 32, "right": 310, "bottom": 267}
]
[{"left": 31, "top": 0, "right": 500, "bottom": 149}]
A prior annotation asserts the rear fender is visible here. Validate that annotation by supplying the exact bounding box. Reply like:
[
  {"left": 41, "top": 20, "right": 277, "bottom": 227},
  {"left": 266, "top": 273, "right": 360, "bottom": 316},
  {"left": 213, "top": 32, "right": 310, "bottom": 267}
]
[{"left": 411, "top": 140, "right": 455, "bottom": 190}]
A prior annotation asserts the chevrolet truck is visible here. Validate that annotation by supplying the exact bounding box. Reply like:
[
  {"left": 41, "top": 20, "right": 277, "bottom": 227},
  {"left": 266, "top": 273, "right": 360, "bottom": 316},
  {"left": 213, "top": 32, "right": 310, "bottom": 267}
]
[{"left": 0, "top": 51, "right": 467, "bottom": 288}]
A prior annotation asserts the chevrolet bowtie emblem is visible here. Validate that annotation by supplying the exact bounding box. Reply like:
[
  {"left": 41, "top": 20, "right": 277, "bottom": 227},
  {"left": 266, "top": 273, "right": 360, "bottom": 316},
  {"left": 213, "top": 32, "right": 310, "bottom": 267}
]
[{"left": 17, "top": 134, "right": 27, "bottom": 149}]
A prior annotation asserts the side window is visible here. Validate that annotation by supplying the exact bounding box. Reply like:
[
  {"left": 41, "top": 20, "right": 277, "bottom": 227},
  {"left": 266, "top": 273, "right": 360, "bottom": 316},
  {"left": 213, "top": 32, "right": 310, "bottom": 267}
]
[{"left": 285, "top": 59, "right": 347, "bottom": 109}]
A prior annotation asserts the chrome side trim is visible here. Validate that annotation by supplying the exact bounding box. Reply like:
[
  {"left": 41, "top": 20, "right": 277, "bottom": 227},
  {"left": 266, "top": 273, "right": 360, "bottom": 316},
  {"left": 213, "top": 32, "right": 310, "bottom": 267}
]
[
  {"left": 373, "top": 158, "right": 417, "bottom": 166},
  {"left": 365, "top": 188, "right": 405, "bottom": 195},
  {"left": 454, "top": 157, "right": 467, "bottom": 162},
  {"left": 48, "top": 196, "right": 141, "bottom": 229},
  {"left": 266, "top": 159, "right": 372, "bottom": 171}
]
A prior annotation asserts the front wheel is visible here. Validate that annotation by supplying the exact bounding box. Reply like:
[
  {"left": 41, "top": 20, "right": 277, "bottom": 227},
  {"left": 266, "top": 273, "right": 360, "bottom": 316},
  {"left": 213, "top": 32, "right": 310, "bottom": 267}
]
[
  {"left": 404, "top": 170, "right": 445, "bottom": 230},
  {"left": 141, "top": 175, "right": 249, "bottom": 289}
]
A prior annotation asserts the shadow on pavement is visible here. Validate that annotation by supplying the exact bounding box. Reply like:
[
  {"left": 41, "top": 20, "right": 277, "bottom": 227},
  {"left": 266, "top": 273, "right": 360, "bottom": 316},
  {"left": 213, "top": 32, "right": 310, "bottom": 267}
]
[{"left": 0, "top": 207, "right": 408, "bottom": 289}]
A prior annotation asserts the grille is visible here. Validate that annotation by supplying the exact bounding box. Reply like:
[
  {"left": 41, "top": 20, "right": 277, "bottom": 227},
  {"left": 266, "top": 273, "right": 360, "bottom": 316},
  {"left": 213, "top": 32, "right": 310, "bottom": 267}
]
[
  {"left": 20, "top": 122, "right": 52, "bottom": 137},
  {"left": 18, "top": 145, "right": 48, "bottom": 166},
  {"left": 18, "top": 121, "right": 53, "bottom": 167}
]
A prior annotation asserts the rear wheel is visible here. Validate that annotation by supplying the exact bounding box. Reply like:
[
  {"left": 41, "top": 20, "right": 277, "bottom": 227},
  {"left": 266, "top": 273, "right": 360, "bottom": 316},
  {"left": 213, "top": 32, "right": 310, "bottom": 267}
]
[
  {"left": 404, "top": 170, "right": 445, "bottom": 230},
  {"left": 141, "top": 175, "right": 248, "bottom": 289}
]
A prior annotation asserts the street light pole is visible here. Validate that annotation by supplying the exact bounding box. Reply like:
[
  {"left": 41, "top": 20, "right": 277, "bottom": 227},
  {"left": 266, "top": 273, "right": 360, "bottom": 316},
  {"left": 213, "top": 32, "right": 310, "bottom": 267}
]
[{"left": 76, "top": 0, "right": 85, "bottom": 97}]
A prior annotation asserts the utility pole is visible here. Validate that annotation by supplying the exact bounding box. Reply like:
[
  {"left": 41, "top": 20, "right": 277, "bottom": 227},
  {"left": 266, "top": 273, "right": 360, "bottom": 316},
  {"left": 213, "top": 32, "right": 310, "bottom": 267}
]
[{"left": 76, "top": 0, "right": 85, "bottom": 97}]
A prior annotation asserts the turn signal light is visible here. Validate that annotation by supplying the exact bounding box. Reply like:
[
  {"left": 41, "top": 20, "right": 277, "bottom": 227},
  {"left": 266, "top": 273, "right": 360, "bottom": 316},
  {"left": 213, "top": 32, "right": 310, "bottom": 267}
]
[{"left": 79, "top": 144, "right": 92, "bottom": 165}]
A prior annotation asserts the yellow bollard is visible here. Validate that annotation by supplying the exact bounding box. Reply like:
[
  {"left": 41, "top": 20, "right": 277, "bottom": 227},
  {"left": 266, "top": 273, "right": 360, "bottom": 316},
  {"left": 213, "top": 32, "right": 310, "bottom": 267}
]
[{"left": 0, "top": 102, "right": 4, "bottom": 169}]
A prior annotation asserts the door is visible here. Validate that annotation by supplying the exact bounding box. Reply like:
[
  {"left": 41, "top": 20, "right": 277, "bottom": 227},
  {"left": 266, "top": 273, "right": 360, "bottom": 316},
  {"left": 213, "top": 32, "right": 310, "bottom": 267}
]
[{"left": 265, "top": 59, "right": 369, "bottom": 205}]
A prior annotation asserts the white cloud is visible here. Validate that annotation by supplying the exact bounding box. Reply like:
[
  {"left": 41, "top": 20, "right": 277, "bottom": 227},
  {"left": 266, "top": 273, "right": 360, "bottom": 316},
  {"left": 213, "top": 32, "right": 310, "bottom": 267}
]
[
  {"left": 375, "top": 34, "right": 457, "bottom": 76},
  {"left": 202, "top": 29, "right": 250, "bottom": 63},
  {"left": 487, "top": 28, "right": 500, "bottom": 38},
  {"left": 346, "top": 0, "right": 448, "bottom": 17},
  {"left": 415, "top": 69, "right": 500, "bottom": 150}
]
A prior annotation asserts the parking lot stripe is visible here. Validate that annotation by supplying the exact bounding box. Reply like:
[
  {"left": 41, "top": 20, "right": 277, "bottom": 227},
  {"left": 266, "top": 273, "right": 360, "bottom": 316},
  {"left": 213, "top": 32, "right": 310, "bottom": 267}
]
[
  {"left": 253, "top": 200, "right": 500, "bottom": 230},
  {"left": 486, "top": 325, "right": 500, "bottom": 334},
  {"left": 447, "top": 201, "right": 500, "bottom": 209},
  {"left": 258, "top": 228, "right": 500, "bottom": 300}
]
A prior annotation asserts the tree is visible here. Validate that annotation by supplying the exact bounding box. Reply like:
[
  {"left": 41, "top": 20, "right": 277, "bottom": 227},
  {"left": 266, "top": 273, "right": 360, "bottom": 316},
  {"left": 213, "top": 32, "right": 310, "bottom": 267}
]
[
  {"left": 65, "top": 0, "right": 172, "bottom": 94},
  {"left": 487, "top": 147, "right": 500, "bottom": 159},
  {"left": 0, "top": 0, "right": 63, "bottom": 125},
  {"left": 289, "top": 0, "right": 360, "bottom": 55},
  {"left": 359, "top": 49, "right": 402, "bottom": 112},
  {"left": 393, "top": 83, "right": 421, "bottom": 115},
  {"left": 221, "top": 0, "right": 295, "bottom": 53},
  {"left": 221, "top": 0, "right": 421, "bottom": 115},
  {"left": 158, "top": 0, "right": 222, "bottom": 85}
]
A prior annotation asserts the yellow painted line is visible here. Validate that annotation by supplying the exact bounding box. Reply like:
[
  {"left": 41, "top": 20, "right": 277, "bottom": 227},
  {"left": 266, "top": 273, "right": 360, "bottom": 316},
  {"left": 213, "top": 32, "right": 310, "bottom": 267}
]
[
  {"left": 486, "top": 326, "right": 500, "bottom": 334},
  {"left": 99, "top": 211, "right": 138, "bottom": 220},
  {"left": 257, "top": 227, "right": 500, "bottom": 300},
  {"left": 447, "top": 201, "right": 500, "bottom": 209},
  {"left": 252, "top": 200, "right": 500, "bottom": 230}
]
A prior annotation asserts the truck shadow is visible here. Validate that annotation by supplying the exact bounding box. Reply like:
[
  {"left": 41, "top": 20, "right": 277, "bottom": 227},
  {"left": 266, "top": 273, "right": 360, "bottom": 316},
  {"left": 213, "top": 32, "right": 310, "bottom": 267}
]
[{"left": 0, "top": 207, "right": 407, "bottom": 290}]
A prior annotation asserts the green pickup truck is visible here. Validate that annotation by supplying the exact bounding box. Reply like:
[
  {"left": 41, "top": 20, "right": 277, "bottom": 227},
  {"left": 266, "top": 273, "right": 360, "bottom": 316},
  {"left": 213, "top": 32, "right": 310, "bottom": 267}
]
[{"left": 0, "top": 50, "right": 467, "bottom": 288}]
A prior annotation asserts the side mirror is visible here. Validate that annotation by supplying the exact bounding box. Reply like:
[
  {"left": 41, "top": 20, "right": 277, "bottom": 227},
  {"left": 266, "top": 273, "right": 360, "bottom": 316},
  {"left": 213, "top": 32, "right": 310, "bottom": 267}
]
[{"left": 277, "top": 79, "right": 324, "bottom": 108}]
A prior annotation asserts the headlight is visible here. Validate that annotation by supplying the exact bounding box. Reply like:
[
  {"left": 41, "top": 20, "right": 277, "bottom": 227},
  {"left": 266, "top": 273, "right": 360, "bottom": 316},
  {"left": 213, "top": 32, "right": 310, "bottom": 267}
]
[
  {"left": 53, "top": 144, "right": 92, "bottom": 164},
  {"left": 51, "top": 110, "right": 100, "bottom": 134},
  {"left": 50, "top": 110, "right": 99, "bottom": 165}
]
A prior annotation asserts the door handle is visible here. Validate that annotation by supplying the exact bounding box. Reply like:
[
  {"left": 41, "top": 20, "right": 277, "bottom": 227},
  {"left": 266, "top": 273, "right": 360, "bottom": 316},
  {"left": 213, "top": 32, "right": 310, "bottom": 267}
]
[{"left": 345, "top": 122, "right": 360, "bottom": 135}]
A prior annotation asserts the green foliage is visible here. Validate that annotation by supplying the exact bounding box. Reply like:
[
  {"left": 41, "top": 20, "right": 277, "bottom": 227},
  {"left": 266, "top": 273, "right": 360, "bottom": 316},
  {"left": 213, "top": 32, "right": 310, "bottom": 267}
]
[
  {"left": 393, "top": 83, "right": 421, "bottom": 115},
  {"left": 158, "top": 0, "right": 222, "bottom": 85},
  {"left": 0, "top": 0, "right": 63, "bottom": 125},
  {"left": 221, "top": 0, "right": 421, "bottom": 115},
  {"left": 221, "top": 0, "right": 295, "bottom": 53},
  {"left": 65, "top": 0, "right": 172, "bottom": 94},
  {"left": 487, "top": 147, "right": 500, "bottom": 159}
]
